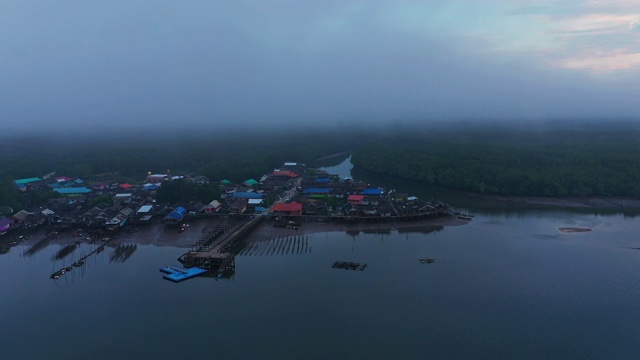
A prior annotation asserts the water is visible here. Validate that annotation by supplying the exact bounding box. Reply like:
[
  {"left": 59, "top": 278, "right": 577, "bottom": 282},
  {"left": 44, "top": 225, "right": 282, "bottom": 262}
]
[
  {"left": 316, "top": 154, "right": 353, "bottom": 179},
  {"left": 2, "top": 159, "right": 640, "bottom": 359}
]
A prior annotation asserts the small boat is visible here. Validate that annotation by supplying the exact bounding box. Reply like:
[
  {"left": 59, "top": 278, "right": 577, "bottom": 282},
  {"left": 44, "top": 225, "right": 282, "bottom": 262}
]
[
  {"left": 457, "top": 214, "right": 473, "bottom": 220},
  {"left": 72, "top": 260, "right": 85, "bottom": 267}
]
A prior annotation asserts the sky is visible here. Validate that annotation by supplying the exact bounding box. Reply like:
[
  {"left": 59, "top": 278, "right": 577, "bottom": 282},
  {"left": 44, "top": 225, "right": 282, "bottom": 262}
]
[{"left": 1, "top": 0, "right": 639, "bottom": 133}]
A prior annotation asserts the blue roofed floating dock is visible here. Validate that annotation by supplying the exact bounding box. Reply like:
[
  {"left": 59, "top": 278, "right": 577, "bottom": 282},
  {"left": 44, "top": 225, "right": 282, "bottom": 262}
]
[{"left": 160, "top": 265, "right": 208, "bottom": 282}]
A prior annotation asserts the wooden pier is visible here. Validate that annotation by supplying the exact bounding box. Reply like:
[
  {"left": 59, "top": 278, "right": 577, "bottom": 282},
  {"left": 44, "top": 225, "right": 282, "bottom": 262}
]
[{"left": 178, "top": 215, "right": 265, "bottom": 272}]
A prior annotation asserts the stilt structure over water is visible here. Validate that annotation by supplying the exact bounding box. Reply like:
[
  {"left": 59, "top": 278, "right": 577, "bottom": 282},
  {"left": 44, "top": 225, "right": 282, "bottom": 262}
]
[{"left": 178, "top": 216, "right": 264, "bottom": 274}]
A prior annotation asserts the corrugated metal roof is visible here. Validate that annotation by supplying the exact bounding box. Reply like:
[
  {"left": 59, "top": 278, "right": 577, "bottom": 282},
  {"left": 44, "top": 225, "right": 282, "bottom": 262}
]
[
  {"left": 272, "top": 171, "right": 299, "bottom": 178},
  {"left": 14, "top": 177, "right": 42, "bottom": 184},
  {"left": 233, "top": 192, "right": 263, "bottom": 199},
  {"left": 53, "top": 187, "right": 91, "bottom": 194},
  {"left": 363, "top": 188, "right": 383, "bottom": 195},
  {"left": 137, "top": 205, "right": 153, "bottom": 213},
  {"left": 272, "top": 202, "right": 302, "bottom": 212},
  {"left": 303, "top": 188, "right": 330, "bottom": 194},
  {"left": 163, "top": 206, "right": 188, "bottom": 221},
  {"left": 207, "top": 200, "right": 221, "bottom": 208}
]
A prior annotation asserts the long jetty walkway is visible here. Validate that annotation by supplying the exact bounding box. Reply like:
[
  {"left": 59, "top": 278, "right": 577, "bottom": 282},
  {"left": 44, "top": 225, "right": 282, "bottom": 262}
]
[{"left": 178, "top": 215, "right": 265, "bottom": 272}]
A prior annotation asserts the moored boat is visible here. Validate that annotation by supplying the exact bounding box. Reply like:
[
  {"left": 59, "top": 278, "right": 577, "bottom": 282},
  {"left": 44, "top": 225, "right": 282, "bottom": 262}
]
[{"left": 457, "top": 214, "right": 473, "bottom": 220}]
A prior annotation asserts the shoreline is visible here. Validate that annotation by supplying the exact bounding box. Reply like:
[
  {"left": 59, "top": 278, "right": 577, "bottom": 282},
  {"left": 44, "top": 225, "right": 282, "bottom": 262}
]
[
  {"left": 352, "top": 166, "right": 640, "bottom": 210},
  {"left": 464, "top": 192, "right": 640, "bottom": 209},
  {"left": 11, "top": 215, "right": 468, "bottom": 251},
  {"left": 243, "top": 215, "right": 468, "bottom": 243}
]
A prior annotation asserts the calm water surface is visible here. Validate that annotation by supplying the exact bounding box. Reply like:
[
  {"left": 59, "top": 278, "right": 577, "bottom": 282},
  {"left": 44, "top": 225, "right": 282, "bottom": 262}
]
[{"left": 2, "top": 159, "right": 639, "bottom": 359}]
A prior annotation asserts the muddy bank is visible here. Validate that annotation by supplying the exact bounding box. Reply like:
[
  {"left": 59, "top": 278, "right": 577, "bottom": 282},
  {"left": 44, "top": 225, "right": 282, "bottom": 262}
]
[
  {"left": 465, "top": 193, "right": 640, "bottom": 209},
  {"left": 9, "top": 216, "right": 466, "bottom": 251},
  {"left": 559, "top": 227, "right": 591, "bottom": 233},
  {"left": 14, "top": 219, "right": 224, "bottom": 252},
  {"left": 244, "top": 216, "right": 468, "bottom": 243}
]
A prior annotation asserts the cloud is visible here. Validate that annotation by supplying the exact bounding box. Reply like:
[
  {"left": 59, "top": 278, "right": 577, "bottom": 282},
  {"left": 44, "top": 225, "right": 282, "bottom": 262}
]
[
  {"left": 504, "top": 1, "right": 640, "bottom": 73},
  {"left": 559, "top": 49, "right": 640, "bottom": 72},
  {"left": 0, "top": 0, "right": 639, "bottom": 134}
]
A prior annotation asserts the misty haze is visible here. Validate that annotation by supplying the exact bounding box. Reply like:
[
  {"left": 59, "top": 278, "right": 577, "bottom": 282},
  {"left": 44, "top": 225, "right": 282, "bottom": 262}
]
[{"left": 1, "top": 1, "right": 640, "bottom": 359}]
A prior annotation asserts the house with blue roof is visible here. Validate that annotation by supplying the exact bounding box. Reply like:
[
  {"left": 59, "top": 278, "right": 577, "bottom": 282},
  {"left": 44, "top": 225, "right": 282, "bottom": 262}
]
[
  {"left": 232, "top": 192, "right": 263, "bottom": 199},
  {"left": 362, "top": 188, "right": 383, "bottom": 196},
  {"left": 303, "top": 188, "right": 332, "bottom": 198},
  {"left": 163, "top": 206, "right": 188, "bottom": 224}
]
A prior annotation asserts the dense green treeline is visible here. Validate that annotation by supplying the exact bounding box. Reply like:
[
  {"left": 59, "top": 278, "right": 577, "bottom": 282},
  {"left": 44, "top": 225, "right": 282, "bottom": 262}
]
[
  {"left": 155, "top": 179, "right": 221, "bottom": 205},
  {"left": 4, "top": 123, "right": 640, "bottom": 210},
  {"left": 0, "top": 130, "right": 364, "bottom": 210},
  {"left": 0, "top": 132, "right": 358, "bottom": 181},
  {"left": 352, "top": 128, "right": 640, "bottom": 198}
]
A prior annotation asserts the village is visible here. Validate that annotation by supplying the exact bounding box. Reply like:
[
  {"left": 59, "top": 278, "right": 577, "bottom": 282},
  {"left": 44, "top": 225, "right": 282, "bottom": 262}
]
[{"left": 1, "top": 162, "right": 457, "bottom": 259}]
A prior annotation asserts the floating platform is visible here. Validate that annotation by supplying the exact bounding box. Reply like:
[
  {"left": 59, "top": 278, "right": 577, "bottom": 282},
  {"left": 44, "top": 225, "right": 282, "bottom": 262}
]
[
  {"left": 332, "top": 261, "right": 367, "bottom": 271},
  {"left": 160, "top": 265, "right": 208, "bottom": 282}
]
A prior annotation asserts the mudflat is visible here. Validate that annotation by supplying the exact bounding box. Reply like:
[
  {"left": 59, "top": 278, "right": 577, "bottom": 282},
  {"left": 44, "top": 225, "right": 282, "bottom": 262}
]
[{"left": 559, "top": 227, "right": 591, "bottom": 233}]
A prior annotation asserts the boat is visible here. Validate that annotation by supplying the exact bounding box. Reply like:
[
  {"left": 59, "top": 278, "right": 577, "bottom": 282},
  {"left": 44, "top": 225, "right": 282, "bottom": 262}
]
[
  {"left": 457, "top": 214, "right": 473, "bottom": 220},
  {"left": 72, "top": 260, "right": 85, "bottom": 267}
]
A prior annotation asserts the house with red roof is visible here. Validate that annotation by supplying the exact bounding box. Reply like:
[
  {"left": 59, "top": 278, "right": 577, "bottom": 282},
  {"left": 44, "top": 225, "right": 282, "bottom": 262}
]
[
  {"left": 272, "top": 201, "right": 303, "bottom": 216},
  {"left": 270, "top": 170, "right": 299, "bottom": 178},
  {"left": 348, "top": 194, "right": 364, "bottom": 205}
]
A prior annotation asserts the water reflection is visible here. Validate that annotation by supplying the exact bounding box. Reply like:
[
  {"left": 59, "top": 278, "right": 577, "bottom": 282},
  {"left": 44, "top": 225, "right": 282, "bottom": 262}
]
[
  {"left": 345, "top": 226, "right": 443, "bottom": 237},
  {"left": 318, "top": 155, "right": 353, "bottom": 179},
  {"left": 109, "top": 244, "right": 138, "bottom": 263},
  {"left": 313, "top": 153, "right": 351, "bottom": 168},
  {"left": 51, "top": 241, "right": 80, "bottom": 261},
  {"left": 23, "top": 236, "right": 54, "bottom": 257}
]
